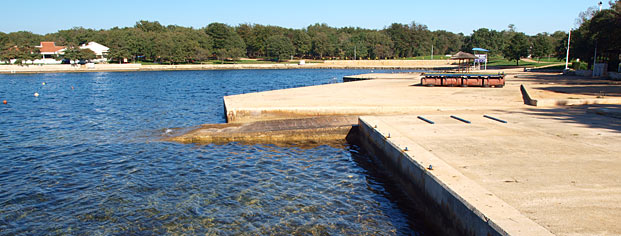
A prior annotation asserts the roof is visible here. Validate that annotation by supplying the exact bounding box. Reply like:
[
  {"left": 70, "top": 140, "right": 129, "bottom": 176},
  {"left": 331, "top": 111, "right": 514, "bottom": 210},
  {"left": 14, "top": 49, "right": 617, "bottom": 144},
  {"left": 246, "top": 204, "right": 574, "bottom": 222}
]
[
  {"left": 81, "top": 42, "right": 109, "bottom": 50},
  {"left": 472, "top": 48, "right": 489, "bottom": 52},
  {"left": 451, "top": 51, "right": 478, "bottom": 60},
  {"left": 37, "top": 42, "right": 65, "bottom": 53}
]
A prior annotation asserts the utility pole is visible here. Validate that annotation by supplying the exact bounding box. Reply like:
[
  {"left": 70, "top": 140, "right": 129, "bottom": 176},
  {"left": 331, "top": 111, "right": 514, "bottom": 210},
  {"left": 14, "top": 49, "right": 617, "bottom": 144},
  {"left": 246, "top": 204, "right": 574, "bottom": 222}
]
[{"left": 354, "top": 46, "right": 357, "bottom": 60}]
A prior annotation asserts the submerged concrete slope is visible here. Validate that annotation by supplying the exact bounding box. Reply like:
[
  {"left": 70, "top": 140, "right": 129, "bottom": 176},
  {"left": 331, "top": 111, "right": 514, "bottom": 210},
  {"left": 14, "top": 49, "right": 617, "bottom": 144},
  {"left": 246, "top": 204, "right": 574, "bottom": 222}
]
[
  {"left": 166, "top": 116, "right": 357, "bottom": 146},
  {"left": 224, "top": 78, "right": 526, "bottom": 123},
  {"left": 358, "top": 111, "right": 621, "bottom": 236}
]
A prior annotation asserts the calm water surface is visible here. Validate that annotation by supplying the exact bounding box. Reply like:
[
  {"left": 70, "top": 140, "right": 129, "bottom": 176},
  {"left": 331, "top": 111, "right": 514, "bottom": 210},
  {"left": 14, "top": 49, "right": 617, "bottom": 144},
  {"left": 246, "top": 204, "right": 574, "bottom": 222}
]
[{"left": 0, "top": 69, "right": 429, "bottom": 235}]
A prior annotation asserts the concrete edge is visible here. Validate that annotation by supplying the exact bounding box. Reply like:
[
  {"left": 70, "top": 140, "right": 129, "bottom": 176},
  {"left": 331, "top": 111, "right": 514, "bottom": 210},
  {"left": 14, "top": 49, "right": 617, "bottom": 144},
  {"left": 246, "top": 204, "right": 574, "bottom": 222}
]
[
  {"left": 520, "top": 84, "right": 621, "bottom": 107},
  {"left": 222, "top": 106, "right": 520, "bottom": 124},
  {"left": 356, "top": 116, "right": 554, "bottom": 236},
  {"left": 520, "top": 84, "right": 538, "bottom": 106}
]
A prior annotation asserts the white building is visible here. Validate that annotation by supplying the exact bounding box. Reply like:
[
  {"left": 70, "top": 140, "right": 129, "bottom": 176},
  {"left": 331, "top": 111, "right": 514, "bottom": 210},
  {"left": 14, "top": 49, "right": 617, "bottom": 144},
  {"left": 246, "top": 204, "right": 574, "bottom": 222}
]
[
  {"left": 80, "top": 42, "right": 109, "bottom": 62},
  {"left": 33, "top": 42, "right": 65, "bottom": 64}
]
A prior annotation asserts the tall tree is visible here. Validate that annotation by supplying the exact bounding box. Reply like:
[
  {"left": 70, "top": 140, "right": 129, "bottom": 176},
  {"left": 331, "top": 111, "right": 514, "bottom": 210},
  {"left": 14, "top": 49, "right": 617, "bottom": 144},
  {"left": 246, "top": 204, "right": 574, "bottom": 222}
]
[
  {"left": 266, "top": 35, "right": 294, "bottom": 61},
  {"left": 502, "top": 33, "right": 530, "bottom": 66},
  {"left": 531, "top": 33, "right": 553, "bottom": 62},
  {"left": 205, "top": 23, "right": 246, "bottom": 60}
]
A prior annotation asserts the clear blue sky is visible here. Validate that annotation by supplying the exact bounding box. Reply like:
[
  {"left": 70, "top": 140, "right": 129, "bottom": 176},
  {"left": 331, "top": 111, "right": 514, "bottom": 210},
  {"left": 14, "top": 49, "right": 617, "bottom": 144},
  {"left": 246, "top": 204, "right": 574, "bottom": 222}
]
[{"left": 0, "top": 0, "right": 606, "bottom": 35}]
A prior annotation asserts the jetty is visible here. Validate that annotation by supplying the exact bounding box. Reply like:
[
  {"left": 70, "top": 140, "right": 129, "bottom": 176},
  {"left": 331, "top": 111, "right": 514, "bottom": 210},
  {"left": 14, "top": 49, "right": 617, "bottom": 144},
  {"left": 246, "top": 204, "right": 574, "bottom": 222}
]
[{"left": 167, "top": 70, "right": 621, "bottom": 235}]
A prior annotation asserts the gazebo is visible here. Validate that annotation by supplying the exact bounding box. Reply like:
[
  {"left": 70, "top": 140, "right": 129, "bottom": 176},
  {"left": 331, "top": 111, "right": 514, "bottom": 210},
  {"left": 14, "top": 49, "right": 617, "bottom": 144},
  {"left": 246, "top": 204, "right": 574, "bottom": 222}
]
[
  {"left": 451, "top": 51, "right": 477, "bottom": 72},
  {"left": 472, "top": 48, "right": 489, "bottom": 70}
]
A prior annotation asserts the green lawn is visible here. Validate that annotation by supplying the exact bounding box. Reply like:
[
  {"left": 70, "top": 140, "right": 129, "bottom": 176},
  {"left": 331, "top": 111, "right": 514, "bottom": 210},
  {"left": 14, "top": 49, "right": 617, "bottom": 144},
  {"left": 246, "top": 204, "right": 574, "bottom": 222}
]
[
  {"left": 485, "top": 57, "right": 565, "bottom": 68},
  {"left": 138, "top": 59, "right": 322, "bottom": 65},
  {"left": 531, "top": 57, "right": 565, "bottom": 63},
  {"left": 404, "top": 55, "right": 451, "bottom": 60}
]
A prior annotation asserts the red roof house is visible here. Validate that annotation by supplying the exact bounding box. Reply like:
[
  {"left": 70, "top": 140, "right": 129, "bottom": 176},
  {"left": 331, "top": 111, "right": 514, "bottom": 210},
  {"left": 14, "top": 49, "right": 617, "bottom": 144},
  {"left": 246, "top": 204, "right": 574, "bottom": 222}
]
[{"left": 36, "top": 42, "right": 65, "bottom": 58}]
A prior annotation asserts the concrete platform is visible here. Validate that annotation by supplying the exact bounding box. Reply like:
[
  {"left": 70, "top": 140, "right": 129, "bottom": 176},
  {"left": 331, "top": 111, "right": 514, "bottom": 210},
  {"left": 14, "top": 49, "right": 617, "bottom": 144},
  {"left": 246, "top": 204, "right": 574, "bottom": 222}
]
[
  {"left": 175, "top": 71, "right": 621, "bottom": 235},
  {"left": 343, "top": 72, "right": 422, "bottom": 81},
  {"left": 224, "top": 78, "right": 526, "bottom": 123},
  {"left": 359, "top": 109, "right": 621, "bottom": 236}
]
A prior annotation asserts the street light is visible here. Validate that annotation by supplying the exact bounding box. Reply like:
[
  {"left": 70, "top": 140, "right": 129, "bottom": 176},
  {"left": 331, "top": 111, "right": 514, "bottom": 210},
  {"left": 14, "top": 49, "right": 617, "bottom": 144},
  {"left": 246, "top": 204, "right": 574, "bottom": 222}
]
[
  {"left": 565, "top": 29, "right": 571, "bottom": 70},
  {"left": 593, "top": 2, "right": 603, "bottom": 70}
]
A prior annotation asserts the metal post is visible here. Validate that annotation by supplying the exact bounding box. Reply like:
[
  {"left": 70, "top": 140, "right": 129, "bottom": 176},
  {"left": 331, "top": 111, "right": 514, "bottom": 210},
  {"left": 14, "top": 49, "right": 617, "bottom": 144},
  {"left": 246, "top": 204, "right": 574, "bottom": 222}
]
[
  {"left": 431, "top": 44, "right": 433, "bottom": 60},
  {"left": 565, "top": 30, "right": 571, "bottom": 70},
  {"left": 593, "top": 41, "right": 598, "bottom": 70},
  {"left": 593, "top": 2, "right": 602, "bottom": 70}
]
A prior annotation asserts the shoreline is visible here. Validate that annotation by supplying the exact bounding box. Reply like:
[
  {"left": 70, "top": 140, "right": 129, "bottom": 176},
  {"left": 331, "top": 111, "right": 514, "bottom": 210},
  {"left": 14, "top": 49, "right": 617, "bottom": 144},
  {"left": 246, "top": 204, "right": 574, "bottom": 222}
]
[{"left": 0, "top": 60, "right": 459, "bottom": 74}]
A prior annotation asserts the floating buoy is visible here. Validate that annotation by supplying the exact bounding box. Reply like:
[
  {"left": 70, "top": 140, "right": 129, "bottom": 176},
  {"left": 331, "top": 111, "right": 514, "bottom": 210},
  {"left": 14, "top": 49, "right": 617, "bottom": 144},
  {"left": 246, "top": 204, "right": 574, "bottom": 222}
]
[
  {"left": 2, "top": 100, "right": 6, "bottom": 104},
  {"left": 34, "top": 92, "right": 39, "bottom": 97},
  {"left": 42, "top": 82, "right": 46, "bottom": 85}
]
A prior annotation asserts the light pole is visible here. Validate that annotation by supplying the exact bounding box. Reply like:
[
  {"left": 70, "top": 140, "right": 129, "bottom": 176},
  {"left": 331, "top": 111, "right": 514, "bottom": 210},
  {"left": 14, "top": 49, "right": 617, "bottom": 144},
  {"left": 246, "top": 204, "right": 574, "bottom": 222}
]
[
  {"left": 565, "top": 29, "right": 572, "bottom": 70},
  {"left": 431, "top": 44, "right": 434, "bottom": 60},
  {"left": 593, "top": 1, "right": 602, "bottom": 69}
]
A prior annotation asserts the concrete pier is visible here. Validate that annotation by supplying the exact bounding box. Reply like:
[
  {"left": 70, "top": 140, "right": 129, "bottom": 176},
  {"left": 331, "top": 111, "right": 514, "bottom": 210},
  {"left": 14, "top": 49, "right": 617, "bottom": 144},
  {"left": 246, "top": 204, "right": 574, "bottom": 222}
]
[
  {"left": 170, "top": 71, "right": 621, "bottom": 235},
  {"left": 223, "top": 77, "right": 526, "bottom": 123},
  {"left": 356, "top": 111, "right": 621, "bottom": 235}
]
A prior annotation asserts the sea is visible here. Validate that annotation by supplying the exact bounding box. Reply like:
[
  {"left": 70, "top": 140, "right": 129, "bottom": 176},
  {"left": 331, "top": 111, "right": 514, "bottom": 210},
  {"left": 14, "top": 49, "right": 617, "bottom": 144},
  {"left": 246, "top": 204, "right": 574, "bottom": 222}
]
[{"left": 0, "top": 69, "right": 430, "bottom": 235}]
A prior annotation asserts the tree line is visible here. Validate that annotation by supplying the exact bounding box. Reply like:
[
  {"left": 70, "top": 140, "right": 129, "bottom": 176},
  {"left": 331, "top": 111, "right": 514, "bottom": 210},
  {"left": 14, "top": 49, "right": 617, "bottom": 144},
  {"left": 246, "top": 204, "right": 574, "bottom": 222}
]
[{"left": 0, "top": 1, "right": 618, "bottom": 68}]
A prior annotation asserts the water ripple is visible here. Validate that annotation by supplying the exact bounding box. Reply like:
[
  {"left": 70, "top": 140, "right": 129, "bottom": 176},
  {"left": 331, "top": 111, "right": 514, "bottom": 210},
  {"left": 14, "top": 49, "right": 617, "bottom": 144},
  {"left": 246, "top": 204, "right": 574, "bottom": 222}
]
[{"left": 0, "top": 70, "right": 427, "bottom": 235}]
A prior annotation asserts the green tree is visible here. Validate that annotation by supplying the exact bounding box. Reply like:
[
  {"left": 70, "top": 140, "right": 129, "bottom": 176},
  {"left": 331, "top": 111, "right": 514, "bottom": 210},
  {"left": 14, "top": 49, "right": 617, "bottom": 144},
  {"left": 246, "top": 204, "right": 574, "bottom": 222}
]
[
  {"left": 6, "top": 31, "right": 41, "bottom": 47},
  {"left": 266, "top": 35, "right": 294, "bottom": 61},
  {"left": 205, "top": 23, "right": 246, "bottom": 60},
  {"left": 531, "top": 33, "right": 553, "bottom": 62},
  {"left": 107, "top": 47, "right": 131, "bottom": 63},
  {"left": 366, "top": 31, "right": 394, "bottom": 59},
  {"left": 307, "top": 23, "right": 337, "bottom": 59},
  {"left": 291, "top": 30, "right": 311, "bottom": 58},
  {"left": 432, "top": 30, "right": 464, "bottom": 56},
  {"left": 463, "top": 28, "right": 506, "bottom": 56},
  {"left": 0, "top": 45, "right": 40, "bottom": 65},
  {"left": 568, "top": 1, "right": 620, "bottom": 70},
  {"left": 63, "top": 46, "right": 95, "bottom": 63},
  {"left": 502, "top": 33, "right": 530, "bottom": 66}
]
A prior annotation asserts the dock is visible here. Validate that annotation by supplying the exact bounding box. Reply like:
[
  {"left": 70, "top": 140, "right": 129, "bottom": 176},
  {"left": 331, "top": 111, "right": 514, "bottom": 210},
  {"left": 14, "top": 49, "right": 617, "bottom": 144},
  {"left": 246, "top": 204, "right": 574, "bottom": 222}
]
[{"left": 167, "top": 71, "right": 621, "bottom": 235}]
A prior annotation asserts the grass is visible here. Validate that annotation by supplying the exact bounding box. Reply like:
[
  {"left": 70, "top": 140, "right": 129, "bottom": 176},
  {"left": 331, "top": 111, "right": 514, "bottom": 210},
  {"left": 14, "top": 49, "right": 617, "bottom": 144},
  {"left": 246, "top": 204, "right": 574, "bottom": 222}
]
[
  {"left": 137, "top": 59, "right": 324, "bottom": 65},
  {"left": 403, "top": 55, "right": 451, "bottom": 60},
  {"left": 485, "top": 56, "right": 565, "bottom": 68},
  {"left": 536, "top": 64, "right": 568, "bottom": 70},
  {"left": 531, "top": 57, "right": 565, "bottom": 63}
]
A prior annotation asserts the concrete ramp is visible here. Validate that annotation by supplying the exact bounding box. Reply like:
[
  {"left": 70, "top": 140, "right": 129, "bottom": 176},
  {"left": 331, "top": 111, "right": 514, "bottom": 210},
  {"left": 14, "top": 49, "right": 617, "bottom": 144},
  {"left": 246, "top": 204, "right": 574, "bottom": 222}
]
[{"left": 165, "top": 116, "right": 358, "bottom": 146}]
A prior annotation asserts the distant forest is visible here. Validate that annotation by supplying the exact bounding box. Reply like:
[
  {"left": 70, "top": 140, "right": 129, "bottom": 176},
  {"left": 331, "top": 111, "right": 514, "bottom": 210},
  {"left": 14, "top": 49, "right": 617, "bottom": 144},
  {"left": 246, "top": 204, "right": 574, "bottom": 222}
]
[{"left": 1, "top": 1, "right": 618, "bottom": 69}]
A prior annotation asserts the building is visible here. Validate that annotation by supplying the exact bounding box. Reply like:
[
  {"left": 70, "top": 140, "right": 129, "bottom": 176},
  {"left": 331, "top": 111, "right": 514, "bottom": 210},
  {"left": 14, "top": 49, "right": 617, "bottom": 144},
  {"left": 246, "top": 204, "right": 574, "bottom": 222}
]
[
  {"left": 80, "top": 42, "right": 109, "bottom": 62},
  {"left": 35, "top": 42, "right": 65, "bottom": 64}
]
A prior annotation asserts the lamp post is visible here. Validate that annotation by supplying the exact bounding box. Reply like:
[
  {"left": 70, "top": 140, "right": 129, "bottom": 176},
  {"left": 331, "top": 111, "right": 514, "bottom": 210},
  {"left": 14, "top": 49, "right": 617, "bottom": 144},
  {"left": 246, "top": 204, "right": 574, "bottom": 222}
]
[
  {"left": 565, "top": 29, "right": 571, "bottom": 70},
  {"left": 593, "top": 1, "right": 602, "bottom": 69}
]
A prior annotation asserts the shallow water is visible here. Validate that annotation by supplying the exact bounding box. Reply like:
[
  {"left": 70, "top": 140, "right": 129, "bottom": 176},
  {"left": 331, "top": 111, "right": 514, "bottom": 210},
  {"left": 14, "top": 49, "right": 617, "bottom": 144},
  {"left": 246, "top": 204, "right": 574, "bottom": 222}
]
[{"left": 0, "top": 69, "right": 429, "bottom": 235}]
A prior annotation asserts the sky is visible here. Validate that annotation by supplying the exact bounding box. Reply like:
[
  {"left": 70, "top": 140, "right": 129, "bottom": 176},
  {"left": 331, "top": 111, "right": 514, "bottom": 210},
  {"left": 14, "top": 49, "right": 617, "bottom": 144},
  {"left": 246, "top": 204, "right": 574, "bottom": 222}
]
[{"left": 0, "top": 0, "right": 606, "bottom": 35}]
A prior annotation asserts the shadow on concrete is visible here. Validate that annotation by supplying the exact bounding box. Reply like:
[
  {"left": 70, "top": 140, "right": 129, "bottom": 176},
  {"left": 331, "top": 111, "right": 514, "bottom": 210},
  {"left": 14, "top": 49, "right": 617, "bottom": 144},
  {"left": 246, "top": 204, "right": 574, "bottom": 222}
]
[
  {"left": 512, "top": 73, "right": 621, "bottom": 86},
  {"left": 537, "top": 85, "right": 621, "bottom": 97},
  {"left": 510, "top": 105, "right": 621, "bottom": 133}
]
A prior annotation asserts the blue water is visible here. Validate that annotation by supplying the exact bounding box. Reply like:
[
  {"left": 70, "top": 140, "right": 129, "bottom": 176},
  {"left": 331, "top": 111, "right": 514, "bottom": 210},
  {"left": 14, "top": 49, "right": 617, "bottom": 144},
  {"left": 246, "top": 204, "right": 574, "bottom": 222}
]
[{"left": 0, "top": 69, "right": 429, "bottom": 235}]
